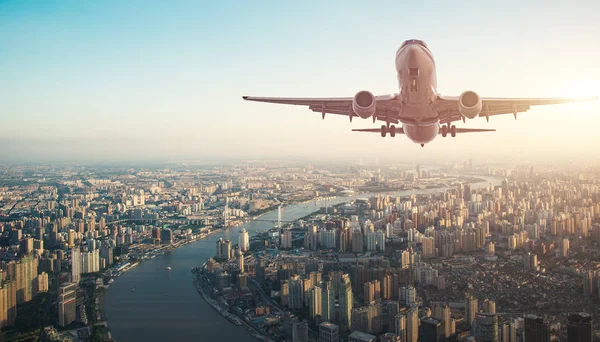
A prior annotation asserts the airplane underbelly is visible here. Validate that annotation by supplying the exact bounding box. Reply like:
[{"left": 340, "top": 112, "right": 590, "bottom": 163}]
[{"left": 402, "top": 122, "right": 439, "bottom": 144}]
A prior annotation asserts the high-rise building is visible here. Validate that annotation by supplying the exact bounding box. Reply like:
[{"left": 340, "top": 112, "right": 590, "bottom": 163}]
[
  {"left": 406, "top": 306, "right": 419, "bottom": 342},
  {"left": 465, "top": 293, "right": 478, "bottom": 328},
  {"left": 160, "top": 228, "right": 173, "bottom": 244},
  {"left": 385, "top": 301, "right": 399, "bottom": 333},
  {"left": 351, "top": 307, "right": 369, "bottom": 334},
  {"left": 281, "top": 230, "right": 293, "bottom": 249},
  {"left": 280, "top": 281, "right": 289, "bottom": 307},
  {"left": 473, "top": 313, "right": 498, "bottom": 342},
  {"left": 482, "top": 299, "right": 496, "bottom": 314},
  {"left": 293, "top": 321, "right": 308, "bottom": 342},
  {"left": 399, "top": 286, "right": 416, "bottom": 307},
  {"left": 20, "top": 237, "right": 34, "bottom": 254},
  {"left": 319, "top": 322, "right": 339, "bottom": 342},
  {"left": 15, "top": 255, "right": 38, "bottom": 304},
  {"left": 338, "top": 274, "right": 353, "bottom": 332},
  {"left": 422, "top": 236, "right": 434, "bottom": 259},
  {"left": 524, "top": 314, "right": 550, "bottom": 342},
  {"left": 433, "top": 303, "right": 453, "bottom": 338},
  {"left": 309, "top": 286, "right": 322, "bottom": 320},
  {"left": 58, "top": 282, "right": 77, "bottom": 327},
  {"left": 71, "top": 248, "right": 81, "bottom": 284},
  {"left": 255, "top": 256, "right": 265, "bottom": 283},
  {"left": 289, "top": 276, "right": 304, "bottom": 309},
  {"left": 239, "top": 228, "right": 250, "bottom": 252},
  {"left": 567, "top": 312, "right": 592, "bottom": 342},
  {"left": 321, "top": 282, "right": 335, "bottom": 322},
  {"left": 379, "top": 333, "right": 401, "bottom": 342},
  {"left": 419, "top": 316, "right": 444, "bottom": 342},
  {"left": 348, "top": 331, "right": 376, "bottom": 342},
  {"left": 33, "top": 272, "right": 49, "bottom": 297},
  {"left": 216, "top": 238, "right": 231, "bottom": 260},
  {"left": 561, "top": 238, "right": 570, "bottom": 258},
  {"left": 0, "top": 280, "right": 17, "bottom": 328},
  {"left": 237, "top": 251, "right": 244, "bottom": 271},
  {"left": 394, "top": 313, "right": 406, "bottom": 341}
]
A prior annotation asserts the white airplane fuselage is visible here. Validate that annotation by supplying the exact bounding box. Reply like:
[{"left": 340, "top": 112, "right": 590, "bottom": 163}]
[{"left": 395, "top": 42, "right": 440, "bottom": 144}]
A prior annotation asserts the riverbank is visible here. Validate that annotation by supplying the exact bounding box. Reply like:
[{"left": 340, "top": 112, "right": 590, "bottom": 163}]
[{"left": 102, "top": 174, "right": 504, "bottom": 342}]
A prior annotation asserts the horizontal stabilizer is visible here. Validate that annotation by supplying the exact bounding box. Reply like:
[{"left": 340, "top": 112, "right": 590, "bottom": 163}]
[
  {"left": 352, "top": 127, "right": 496, "bottom": 134},
  {"left": 352, "top": 127, "right": 405, "bottom": 134},
  {"left": 454, "top": 128, "right": 496, "bottom": 133}
]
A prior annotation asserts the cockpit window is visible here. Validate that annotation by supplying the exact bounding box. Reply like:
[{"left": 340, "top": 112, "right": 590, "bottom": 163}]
[{"left": 400, "top": 39, "right": 428, "bottom": 49}]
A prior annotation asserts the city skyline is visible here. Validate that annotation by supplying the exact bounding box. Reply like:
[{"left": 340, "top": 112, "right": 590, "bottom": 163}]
[{"left": 2, "top": 0, "right": 600, "bottom": 162}]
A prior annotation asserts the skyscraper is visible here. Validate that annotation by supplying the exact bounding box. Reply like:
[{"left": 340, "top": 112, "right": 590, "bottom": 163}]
[
  {"left": 309, "top": 286, "right": 322, "bottom": 320},
  {"left": 473, "top": 313, "right": 498, "bottom": 342},
  {"left": 406, "top": 306, "right": 419, "bottom": 342},
  {"left": 289, "top": 276, "right": 304, "bottom": 309},
  {"left": 12, "top": 255, "right": 38, "bottom": 304},
  {"left": 239, "top": 228, "right": 250, "bottom": 252},
  {"left": 465, "top": 293, "right": 478, "bottom": 328},
  {"left": 433, "top": 303, "right": 453, "bottom": 338},
  {"left": 394, "top": 313, "right": 406, "bottom": 341},
  {"left": 524, "top": 314, "right": 550, "bottom": 342},
  {"left": 71, "top": 248, "right": 81, "bottom": 284},
  {"left": 419, "top": 316, "right": 444, "bottom": 342},
  {"left": 321, "top": 282, "right": 335, "bottom": 322},
  {"left": 58, "top": 282, "right": 77, "bottom": 327},
  {"left": 293, "top": 322, "right": 308, "bottom": 342},
  {"left": 255, "top": 256, "right": 265, "bottom": 283},
  {"left": 338, "top": 274, "right": 353, "bottom": 332},
  {"left": 0, "top": 280, "right": 17, "bottom": 328},
  {"left": 567, "top": 312, "right": 592, "bottom": 342},
  {"left": 319, "top": 322, "right": 339, "bottom": 342}
]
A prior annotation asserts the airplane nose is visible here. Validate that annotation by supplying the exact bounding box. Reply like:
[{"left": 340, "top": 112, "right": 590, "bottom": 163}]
[
  {"left": 396, "top": 45, "right": 421, "bottom": 72},
  {"left": 403, "top": 45, "right": 420, "bottom": 62}
]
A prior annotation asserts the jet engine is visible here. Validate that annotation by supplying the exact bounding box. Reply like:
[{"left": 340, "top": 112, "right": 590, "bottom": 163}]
[
  {"left": 458, "top": 90, "right": 482, "bottom": 119},
  {"left": 352, "top": 90, "right": 377, "bottom": 119}
]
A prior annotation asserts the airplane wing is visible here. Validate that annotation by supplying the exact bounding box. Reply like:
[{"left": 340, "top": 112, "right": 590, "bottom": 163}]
[
  {"left": 242, "top": 94, "right": 401, "bottom": 123},
  {"left": 436, "top": 95, "right": 598, "bottom": 123},
  {"left": 352, "top": 127, "right": 495, "bottom": 134}
]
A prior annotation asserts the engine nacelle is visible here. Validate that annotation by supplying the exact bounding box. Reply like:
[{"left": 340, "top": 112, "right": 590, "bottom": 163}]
[
  {"left": 353, "top": 90, "right": 377, "bottom": 119},
  {"left": 458, "top": 90, "right": 482, "bottom": 119}
]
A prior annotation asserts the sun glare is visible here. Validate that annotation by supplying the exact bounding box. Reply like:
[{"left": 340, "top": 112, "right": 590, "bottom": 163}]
[{"left": 559, "top": 80, "right": 600, "bottom": 99}]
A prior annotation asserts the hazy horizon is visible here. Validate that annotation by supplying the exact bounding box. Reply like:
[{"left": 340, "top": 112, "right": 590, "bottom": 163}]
[{"left": 2, "top": 0, "right": 600, "bottom": 164}]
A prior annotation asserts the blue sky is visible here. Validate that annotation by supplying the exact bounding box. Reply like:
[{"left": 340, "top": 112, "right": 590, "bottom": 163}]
[{"left": 1, "top": 0, "right": 599, "bottom": 163}]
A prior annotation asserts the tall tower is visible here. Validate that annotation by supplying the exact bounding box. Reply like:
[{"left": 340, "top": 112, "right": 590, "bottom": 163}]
[
  {"left": 338, "top": 274, "right": 353, "bottom": 333},
  {"left": 465, "top": 293, "right": 478, "bottom": 328},
  {"left": 277, "top": 204, "right": 282, "bottom": 229},
  {"left": 567, "top": 312, "right": 592, "bottom": 342},
  {"left": 524, "top": 314, "right": 550, "bottom": 342},
  {"left": 239, "top": 228, "right": 250, "bottom": 252},
  {"left": 406, "top": 306, "right": 419, "bottom": 342},
  {"left": 223, "top": 196, "right": 229, "bottom": 227},
  {"left": 71, "top": 248, "right": 81, "bottom": 284}
]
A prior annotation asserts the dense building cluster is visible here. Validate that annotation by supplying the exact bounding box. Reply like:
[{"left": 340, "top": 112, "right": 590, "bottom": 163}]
[{"left": 205, "top": 164, "right": 600, "bottom": 341}]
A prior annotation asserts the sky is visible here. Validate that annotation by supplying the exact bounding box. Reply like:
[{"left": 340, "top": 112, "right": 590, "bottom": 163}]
[{"left": 1, "top": 0, "right": 600, "bottom": 164}]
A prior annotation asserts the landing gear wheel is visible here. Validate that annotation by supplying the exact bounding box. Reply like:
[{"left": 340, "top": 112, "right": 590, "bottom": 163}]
[
  {"left": 389, "top": 125, "right": 396, "bottom": 137},
  {"left": 450, "top": 125, "right": 457, "bottom": 138},
  {"left": 380, "top": 125, "right": 387, "bottom": 138},
  {"left": 441, "top": 125, "right": 448, "bottom": 137}
]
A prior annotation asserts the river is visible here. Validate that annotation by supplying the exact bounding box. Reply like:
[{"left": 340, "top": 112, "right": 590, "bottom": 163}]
[{"left": 103, "top": 175, "right": 502, "bottom": 341}]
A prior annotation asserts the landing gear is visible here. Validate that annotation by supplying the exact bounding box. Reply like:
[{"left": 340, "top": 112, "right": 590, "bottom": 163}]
[
  {"left": 441, "top": 124, "right": 456, "bottom": 138},
  {"left": 380, "top": 125, "right": 387, "bottom": 138},
  {"left": 389, "top": 125, "right": 396, "bottom": 137}
]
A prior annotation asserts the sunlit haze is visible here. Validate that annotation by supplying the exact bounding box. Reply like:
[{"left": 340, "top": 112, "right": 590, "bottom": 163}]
[{"left": 1, "top": 0, "right": 599, "bottom": 164}]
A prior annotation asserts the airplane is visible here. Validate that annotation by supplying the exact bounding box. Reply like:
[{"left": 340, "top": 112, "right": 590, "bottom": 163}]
[{"left": 243, "top": 39, "right": 597, "bottom": 147}]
